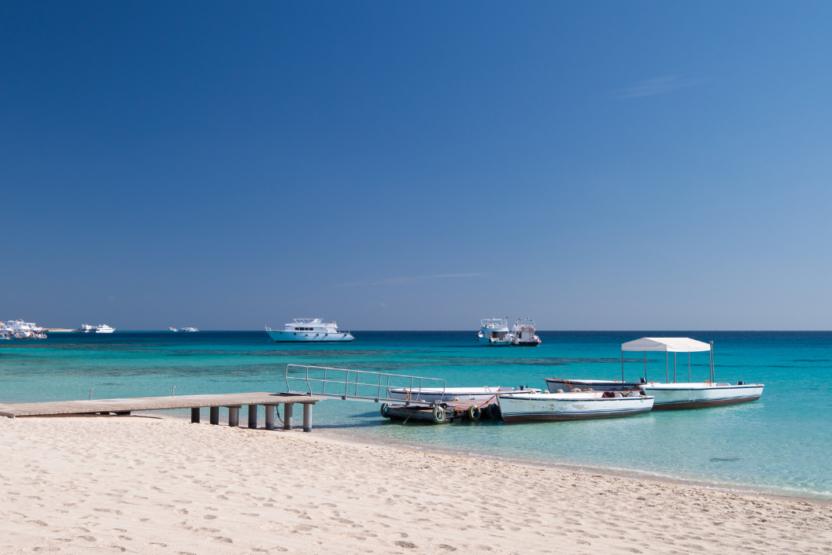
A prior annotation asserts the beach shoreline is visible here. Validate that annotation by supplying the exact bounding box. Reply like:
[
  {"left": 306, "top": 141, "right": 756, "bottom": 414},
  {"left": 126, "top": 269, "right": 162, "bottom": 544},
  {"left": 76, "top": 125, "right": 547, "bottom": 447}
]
[
  {"left": 3, "top": 415, "right": 830, "bottom": 554},
  {"left": 150, "top": 408, "right": 832, "bottom": 505}
]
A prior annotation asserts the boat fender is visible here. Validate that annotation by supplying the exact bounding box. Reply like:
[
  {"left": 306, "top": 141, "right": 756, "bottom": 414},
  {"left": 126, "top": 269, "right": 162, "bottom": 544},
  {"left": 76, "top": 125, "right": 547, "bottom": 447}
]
[
  {"left": 380, "top": 403, "right": 390, "bottom": 419},
  {"left": 432, "top": 406, "right": 446, "bottom": 424},
  {"left": 468, "top": 406, "right": 481, "bottom": 421},
  {"left": 487, "top": 403, "right": 501, "bottom": 419}
]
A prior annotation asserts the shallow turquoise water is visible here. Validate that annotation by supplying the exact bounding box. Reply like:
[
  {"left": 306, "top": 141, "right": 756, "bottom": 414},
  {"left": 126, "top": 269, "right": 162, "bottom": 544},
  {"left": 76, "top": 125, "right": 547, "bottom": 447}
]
[{"left": 1, "top": 331, "right": 830, "bottom": 499}]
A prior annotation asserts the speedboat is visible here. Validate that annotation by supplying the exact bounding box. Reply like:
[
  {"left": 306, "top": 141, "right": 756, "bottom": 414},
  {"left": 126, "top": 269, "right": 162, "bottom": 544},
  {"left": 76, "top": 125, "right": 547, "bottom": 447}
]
[
  {"left": 266, "top": 318, "right": 354, "bottom": 342},
  {"left": 389, "top": 386, "right": 540, "bottom": 403},
  {"left": 510, "top": 318, "right": 541, "bottom": 346},
  {"left": 478, "top": 318, "right": 512, "bottom": 346},
  {"left": 497, "top": 390, "right": 654, "bottom": 423},
  {"left": 95, "top": 324, "right": 115, "bottom": 334},
  {"left": 181, "top": 327, "right": 199, "bottom": 332}
]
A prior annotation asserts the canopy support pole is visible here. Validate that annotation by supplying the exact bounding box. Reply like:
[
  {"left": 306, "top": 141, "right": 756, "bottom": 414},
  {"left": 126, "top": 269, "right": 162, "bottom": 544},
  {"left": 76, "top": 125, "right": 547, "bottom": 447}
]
[
  {"left": 673, "top": 352, "right": 677, "bottom": 383},
  {"left": 711, "top": 341, "right": 715, "bottom": 382},
  {"left": 621, "top": 350, "right": 624, "bottom": 382},
  {"left": 644, "top": 351, "right": 647, "bottom": 381},
  {"left": 688, "top": 352, "right": 691, "bottom": 382},
  {"left": 665, "top": 351, "right": 668, "bottom": 383}
]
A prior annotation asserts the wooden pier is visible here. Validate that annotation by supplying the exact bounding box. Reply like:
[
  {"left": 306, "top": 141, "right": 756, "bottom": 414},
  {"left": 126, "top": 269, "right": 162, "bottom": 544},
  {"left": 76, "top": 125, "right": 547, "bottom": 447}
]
[{"left": 0, "top": 392, "right": 322, "bottom": 432}]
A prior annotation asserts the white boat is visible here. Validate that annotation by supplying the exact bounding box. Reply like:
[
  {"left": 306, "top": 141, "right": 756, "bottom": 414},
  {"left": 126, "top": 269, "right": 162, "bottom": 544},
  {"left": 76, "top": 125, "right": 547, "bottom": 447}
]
[
  {"left": 510, "top": 318, "right": 541, "bottom": 346},
  {"left": 545, "top": 377, "right": 644, "bottom": 392},
  {"left": 389, "top": 386, "right": 540, "bottom": 403},
  {"left": 180, "top": 327, "right": 199, "bottom": 332},
  {"left": 0, "top": 323, "right": 12, "bottom": 340},
  {"left": 478, "top": 318, "right": 512, "bottom": 346},
  {"left": 622, "top": 337, "right": 764, "bottom": 410},
  {"left": 498, "top": 390, "right": 654, "bottom": 423},
  {"left": 78, "top": 324, "right": 96, "bottom": 333},
  {"left": 5, "top": 320, "right": 45, "bottom": 339},
  {"left": 640, "top": 382, "right": 764, "bottom": 410},
  {"left": 168, "top": 327, "right": 179, "bottom": 332},
  {"left": 266, "top": 318, "right": 354, "bottom": 342},
  {"left": 95, "top": 324, "right": 115, "bottom": 334}
]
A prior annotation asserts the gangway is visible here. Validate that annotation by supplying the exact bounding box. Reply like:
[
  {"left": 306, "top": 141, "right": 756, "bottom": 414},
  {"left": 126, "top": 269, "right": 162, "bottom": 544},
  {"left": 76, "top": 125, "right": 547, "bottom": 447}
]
[{"left": 283, "top": 364, "right": 446, "bottom": 406}]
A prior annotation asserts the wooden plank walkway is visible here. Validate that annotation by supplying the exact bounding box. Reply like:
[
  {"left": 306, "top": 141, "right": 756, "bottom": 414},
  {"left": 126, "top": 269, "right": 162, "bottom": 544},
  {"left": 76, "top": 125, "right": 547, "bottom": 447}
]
[{"left": 0, "top": 392, "right": 323, "bottom": 432}]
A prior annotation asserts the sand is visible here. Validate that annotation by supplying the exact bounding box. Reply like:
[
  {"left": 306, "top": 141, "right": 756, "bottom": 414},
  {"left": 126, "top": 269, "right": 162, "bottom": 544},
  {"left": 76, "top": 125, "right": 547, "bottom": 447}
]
[{"left": 1, "top": 417, "right": 830, "bottom": 554}]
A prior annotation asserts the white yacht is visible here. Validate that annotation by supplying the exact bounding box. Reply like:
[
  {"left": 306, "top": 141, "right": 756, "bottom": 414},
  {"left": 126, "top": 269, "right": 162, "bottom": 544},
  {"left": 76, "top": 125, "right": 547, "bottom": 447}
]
[
  {"left": 510, "top": 318, "right": 541, "bottom": 346},
  {"left": 266, "top": 318, "right": 354, "bottom": 342},
  {"left": 478, "top": 318, "right": 512, "bottom": 346},
  {"left": 5, "top": 320, "right": 45, "bottom": 339},
  {"left": 181, "top": 327, "right": 199, "bottom": 332},
  {"left": 168, "top": 327, "right": 179, "bottom": 332},
  {"left": 78, "top": 324, "right": 96, "bottom": 333},
  {"left": 95, "top": 324, "right": 115, "bottom": 334}
]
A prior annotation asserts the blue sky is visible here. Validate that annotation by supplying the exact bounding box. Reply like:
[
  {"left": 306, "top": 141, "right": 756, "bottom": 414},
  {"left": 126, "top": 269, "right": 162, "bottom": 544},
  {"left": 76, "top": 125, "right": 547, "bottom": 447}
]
[{"left": 2, "top": 1, "right": 831, "bottom": 330}]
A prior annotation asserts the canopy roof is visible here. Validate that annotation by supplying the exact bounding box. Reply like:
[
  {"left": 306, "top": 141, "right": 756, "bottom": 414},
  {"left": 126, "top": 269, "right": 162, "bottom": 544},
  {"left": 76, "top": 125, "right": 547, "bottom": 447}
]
[{"left": 621, "top": 337, "right": 710, "bottom": 353}]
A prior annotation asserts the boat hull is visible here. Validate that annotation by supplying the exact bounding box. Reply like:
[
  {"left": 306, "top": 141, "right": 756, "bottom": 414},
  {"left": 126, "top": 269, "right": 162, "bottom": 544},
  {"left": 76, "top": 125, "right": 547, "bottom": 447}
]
[
  {"left": 545, "top": 378, "right": 642, "bottom": 392},
  {"left": 389, "top": 387, "right": 538, "bottom": 403},
  {"left": 641, "top": 384, "right": 764, "bottom": 410},
  {"left": 267, "top": 330, "right": 354, "bottom": 342},
  {"left": 498, "top": 393, "right": 654, "bottom": 424}
]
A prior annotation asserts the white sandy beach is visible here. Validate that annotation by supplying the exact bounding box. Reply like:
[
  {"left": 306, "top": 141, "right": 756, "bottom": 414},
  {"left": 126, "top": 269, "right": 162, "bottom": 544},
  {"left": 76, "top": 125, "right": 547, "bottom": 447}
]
[{"left": 1, "top": 416, "right": 830, "bottom": 554}]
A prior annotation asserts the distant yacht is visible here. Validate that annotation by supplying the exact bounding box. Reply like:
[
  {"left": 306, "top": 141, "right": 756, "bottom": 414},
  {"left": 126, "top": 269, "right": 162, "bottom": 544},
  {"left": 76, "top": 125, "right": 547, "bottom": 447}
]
[
  {"left": 78, "top": 324, "right": 96, "bottom": 333},
  {"left": 180, "top": 327, "right": 199, "bottom": 332},
  {"left": 6, "top": 320, "right": 46, "bottom": 339},
  {"left": 168, "top": 327, "right": 179, "bottom": 332},
  {"left": 510, "top": 318, "right": 541, "bottom": 346},
  {"left": 478, "top": 318, "right": 512, "bottom": 346},
  {"left": 95, "top": 324, "right": 115, "bottom": 334},
  {"left": 266, "top": 318, "right": 354, "bottom": 342}
]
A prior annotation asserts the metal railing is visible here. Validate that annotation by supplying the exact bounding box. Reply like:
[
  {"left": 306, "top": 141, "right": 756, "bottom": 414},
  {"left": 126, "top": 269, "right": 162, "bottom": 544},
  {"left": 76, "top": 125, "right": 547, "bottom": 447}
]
[{"left": 284, "top": 364, "right": 446, "bottom": 405}]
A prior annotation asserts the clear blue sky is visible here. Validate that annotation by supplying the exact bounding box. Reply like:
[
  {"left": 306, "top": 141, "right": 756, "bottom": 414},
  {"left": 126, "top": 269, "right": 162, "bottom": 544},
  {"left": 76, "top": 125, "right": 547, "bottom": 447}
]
[{"left": 2, "top": 1, "right": 830, "bottom": 330}]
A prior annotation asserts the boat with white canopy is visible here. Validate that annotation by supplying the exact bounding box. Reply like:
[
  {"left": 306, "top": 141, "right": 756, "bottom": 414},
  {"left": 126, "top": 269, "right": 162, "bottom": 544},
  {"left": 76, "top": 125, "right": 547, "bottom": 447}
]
[{"left": 624, "top": 337, "right": 764, "bottom": 410}]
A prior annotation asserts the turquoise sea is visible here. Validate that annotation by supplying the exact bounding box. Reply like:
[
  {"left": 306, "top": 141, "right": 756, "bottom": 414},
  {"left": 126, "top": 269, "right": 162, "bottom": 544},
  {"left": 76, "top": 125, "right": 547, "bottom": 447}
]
[{"left": 1, "top": 331, "right": 830, "bottom": 499}]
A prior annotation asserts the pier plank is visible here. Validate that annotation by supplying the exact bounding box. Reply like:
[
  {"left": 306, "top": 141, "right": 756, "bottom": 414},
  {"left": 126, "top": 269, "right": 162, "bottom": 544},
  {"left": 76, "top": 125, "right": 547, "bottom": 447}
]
[{"left": 0, "top": 392, "right": 320, "bottom": 419}]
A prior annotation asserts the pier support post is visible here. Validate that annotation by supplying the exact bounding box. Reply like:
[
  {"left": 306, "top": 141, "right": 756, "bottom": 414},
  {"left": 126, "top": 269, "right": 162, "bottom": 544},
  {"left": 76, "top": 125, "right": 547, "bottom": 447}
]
[
  {"left": 265, "top": 405, "right": 275, "bottom": 430},
  {"left": 284, "top": 403, "right": 294, "bottom": 431},
  {"left": 228, "top": 406, "right": 240, "bottom": 427},
  {"left": 303, "top": 403, "right": 312, "bottom": 433},
  {"left": 191, "top": 407, "right": 200, "bottom": 423},
  {"left": 210, "top": 406, "right": 220, "bottom": 425},
  {"left": 248, "top": 404, "right": 258, "bottom": 429}
]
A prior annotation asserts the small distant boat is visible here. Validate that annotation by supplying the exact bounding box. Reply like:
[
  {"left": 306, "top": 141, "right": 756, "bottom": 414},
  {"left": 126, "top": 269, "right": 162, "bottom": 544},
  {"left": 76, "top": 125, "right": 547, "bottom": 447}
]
[
  {"left": 389, "top": 386, "right": 540, "bottom": 403},
  {"left": 5, "top": 320, "right": 46, "bottom": 339},
  {"left": 78, "top": 324, "right": 96, "bottom": 333},
  {"left": 95, "top": 324, "right": 115, "bottom": 334},
  {"left": 266, "top": 318, "right": 354, "bottom": 342},
  {"left": 497, "top": 390, "right": 654, "bottom": 423},
  {"left": 478, "top": 318, "right": 512, "bottom": 346},
  {"left": 180, "top": 327, "right": 199, "bottom": 332},
  {"left": 168, "top": 327, "right": 179, "bottom": 332},
  {"left": 510, "top": 318, "right": 541, "bottom": 346}
]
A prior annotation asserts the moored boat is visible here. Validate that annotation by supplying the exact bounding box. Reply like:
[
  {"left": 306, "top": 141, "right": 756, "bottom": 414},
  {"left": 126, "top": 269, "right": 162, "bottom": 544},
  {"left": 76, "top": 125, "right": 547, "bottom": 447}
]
[
  {"left": 266, "top": 318, "right": 354, "bottom": 342},
  {"left": 389, "top": 386, "right": 539, "bottom": 403},
  {"left": 510, "top": 318, "right": 541, "bottom": 346},
  {"left": 95, "top": 324, "right": 115, "bottom": 334},
  {"left": 497, "top": 390, "right": 654, "bottom": 423},
  {"left": 545, "top": 377, "right": 644, "bottom": 392},
  {"left": 478, "top": 318, "right": 512, "bottom": 346},
  {"left": 641, "top": 382, "right": 764, "bottom": 410}
]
